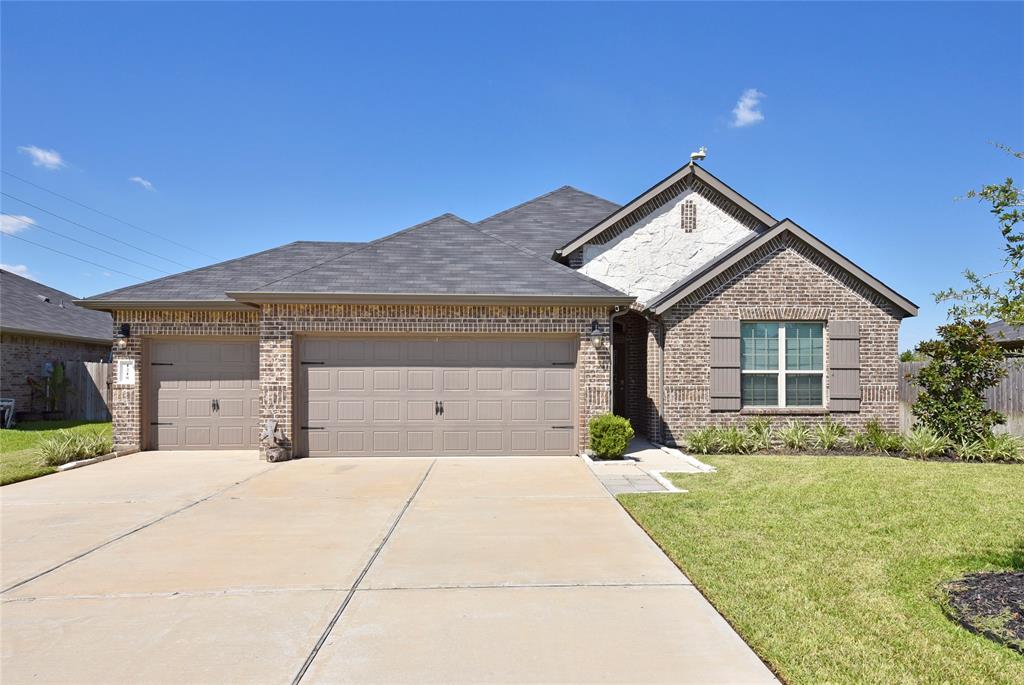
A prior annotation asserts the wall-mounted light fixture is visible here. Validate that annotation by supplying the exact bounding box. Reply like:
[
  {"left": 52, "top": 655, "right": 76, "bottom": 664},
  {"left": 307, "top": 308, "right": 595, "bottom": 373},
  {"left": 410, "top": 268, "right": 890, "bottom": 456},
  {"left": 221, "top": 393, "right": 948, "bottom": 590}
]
[
  {"left": 589, "top": 320, "right": 608, "bottom": 349},
  {"left": 115, "top": 323, "right": 130, "bottom": 349}
]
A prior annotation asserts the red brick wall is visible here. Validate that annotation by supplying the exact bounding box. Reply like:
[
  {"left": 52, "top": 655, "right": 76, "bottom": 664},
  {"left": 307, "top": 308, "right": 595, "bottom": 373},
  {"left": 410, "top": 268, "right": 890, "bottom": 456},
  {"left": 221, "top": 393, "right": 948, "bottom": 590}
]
[
  {"left": 0, "top": 332, "right": 110, "bottom": 413},
  {"left": 649, "top": 235, "right": 904, "bottom": 444}
]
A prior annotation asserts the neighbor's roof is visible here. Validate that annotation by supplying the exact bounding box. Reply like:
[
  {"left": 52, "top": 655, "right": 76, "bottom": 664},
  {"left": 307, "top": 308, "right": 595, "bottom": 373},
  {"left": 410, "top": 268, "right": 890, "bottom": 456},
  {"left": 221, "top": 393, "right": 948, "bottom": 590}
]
[
  {"left": 645, "top": 219, "right": 919, "bottom": 317},
  {"left": 476, "top": 186, "right": 620, "bottom": 257},
  {"left": 986, "top": 320, "right": 1024, "bottom": 344},
  {"left": 556, "top": 162, "right": 776, "bottom": 258},
  {"left": 1, "top": 269, "right": 112, "bottom": 343},
  {"left": 227, "top": 214, "right": 632, "bottom": 304},
  {"left": 83, "top": 241, "right": 362, "bottom": 308}
]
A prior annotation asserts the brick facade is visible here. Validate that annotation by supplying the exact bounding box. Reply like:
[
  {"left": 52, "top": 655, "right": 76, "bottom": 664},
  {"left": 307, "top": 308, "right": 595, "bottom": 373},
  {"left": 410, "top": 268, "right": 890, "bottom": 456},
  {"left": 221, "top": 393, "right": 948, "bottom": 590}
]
[
  {"left": 644, "top": 235, "right": 903, "bottom": 445},
  {"left": 109, "top": 310, "right": 260, "bottom": 449},
  {"left": 109, "top": 304, "right": 612, "bottom": 455},
  {"left": 0, "top": 332, "right": 110, "bottom": 413}
]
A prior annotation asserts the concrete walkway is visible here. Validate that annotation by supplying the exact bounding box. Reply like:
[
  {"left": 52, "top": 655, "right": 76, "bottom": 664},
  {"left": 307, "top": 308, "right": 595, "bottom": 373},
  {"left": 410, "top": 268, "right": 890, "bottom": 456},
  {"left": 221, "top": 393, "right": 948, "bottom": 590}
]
[
  {"left": 585, "top": 438, "right": 705, "bottom": 494},
  {"left": 1, "top": 451, "right": 775, "bottom": 684}
]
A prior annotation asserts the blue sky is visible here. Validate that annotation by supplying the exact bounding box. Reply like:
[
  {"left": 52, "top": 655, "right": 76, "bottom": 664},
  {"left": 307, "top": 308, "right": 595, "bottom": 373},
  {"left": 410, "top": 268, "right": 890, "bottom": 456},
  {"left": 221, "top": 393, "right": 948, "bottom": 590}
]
[{"left": 2, "top": 1, "right": 1021, "bottom": 350}]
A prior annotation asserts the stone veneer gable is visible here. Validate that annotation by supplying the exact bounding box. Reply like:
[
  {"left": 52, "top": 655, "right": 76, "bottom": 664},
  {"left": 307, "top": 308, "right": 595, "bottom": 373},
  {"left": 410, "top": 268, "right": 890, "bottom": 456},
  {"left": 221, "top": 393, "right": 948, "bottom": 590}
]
[{"left": 649, "top": 234, "right": 903, "bottom": 444}]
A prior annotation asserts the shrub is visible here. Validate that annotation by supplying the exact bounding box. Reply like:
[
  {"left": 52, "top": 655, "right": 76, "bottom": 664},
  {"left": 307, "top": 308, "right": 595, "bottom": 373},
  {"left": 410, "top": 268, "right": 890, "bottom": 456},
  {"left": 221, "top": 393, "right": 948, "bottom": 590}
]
[
  {"left": 901, "top": 426, "right": 951, "bottom": 458},
  {"left": 36, "top": 428, "right": 113, "bottom": 467},
  {"left": 853, "top": 420, "right": 903, "bottom": 454},
  {"left": 746, "top": 417, "right": 774, "bottom": 452},
  {"left": 813, "top": 419, "right": 848, "bottom": 450},
  {"left": 588, "top": 413, "right": 634, "bottom": 459},
  {"left": 685, "top": 427, "right": 720, "bottom": 455},
  {"left": 779, "top": 421, "right": 811, "bottom": 451},
  {"left": 912, "top": 319, "right": 1006, "bottom": 443},
  {"left": 718, "top": 426, "right": 754, "bottom": 454},
  {"left": 955, "top": 433, "right": 1024, "bottom": 463}
]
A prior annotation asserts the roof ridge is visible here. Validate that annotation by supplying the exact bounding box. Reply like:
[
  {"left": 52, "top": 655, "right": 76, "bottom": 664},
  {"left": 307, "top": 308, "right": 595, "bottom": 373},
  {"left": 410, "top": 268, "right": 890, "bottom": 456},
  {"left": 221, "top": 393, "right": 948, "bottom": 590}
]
[
  {"left": 85, "top": 240, "right": 306, "bottom": 300},
  {"left": 471, "top": 223, "right": 627, "bottom": 297},
  {"left": 557, "top": 185, "right": 620, "bottom": 207},
  {"left": 248, "top": 213, "right": 468, "bottom": 291},
  {"left": 475, "top": 186, "right": 580, "bottom": 225}
]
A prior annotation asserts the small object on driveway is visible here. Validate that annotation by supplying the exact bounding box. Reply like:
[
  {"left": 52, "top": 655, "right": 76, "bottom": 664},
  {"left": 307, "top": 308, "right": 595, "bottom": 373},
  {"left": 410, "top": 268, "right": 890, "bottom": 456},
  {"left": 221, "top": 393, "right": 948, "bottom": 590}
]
[{"left": 260, "top": 419, "right": 291, "bottom": 462}]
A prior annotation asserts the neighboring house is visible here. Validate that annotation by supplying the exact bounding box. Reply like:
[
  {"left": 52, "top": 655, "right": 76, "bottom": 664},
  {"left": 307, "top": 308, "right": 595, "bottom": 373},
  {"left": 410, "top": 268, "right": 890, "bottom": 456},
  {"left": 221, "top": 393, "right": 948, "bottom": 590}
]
[
  {"left": 986, "top": 320, "right": 1023, "bottom": 354},
  {"left": 79, "top": 162, "right": 917, "bottom": 456},
  {"left": 1, "top": 269, "right": 112, "bottom": 415}
]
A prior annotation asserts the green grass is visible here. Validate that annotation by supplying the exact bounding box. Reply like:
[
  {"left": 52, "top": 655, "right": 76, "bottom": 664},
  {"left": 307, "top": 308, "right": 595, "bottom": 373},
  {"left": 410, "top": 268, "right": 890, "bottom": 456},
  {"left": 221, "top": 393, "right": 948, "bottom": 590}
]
[
  {"left": 619, "top": 455, "right": 1024, "bottom": 685},
  {"left": 0, "top": 421, "right": 112, "bottom": 486}
]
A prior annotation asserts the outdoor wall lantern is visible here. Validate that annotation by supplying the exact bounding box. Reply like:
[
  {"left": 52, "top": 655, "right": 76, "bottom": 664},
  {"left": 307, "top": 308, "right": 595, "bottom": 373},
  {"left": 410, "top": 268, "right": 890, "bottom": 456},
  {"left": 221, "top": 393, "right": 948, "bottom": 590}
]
[
  {"left": 115, "top": 323, "right": 130, "bottom": 349},
  {"left": 589, "top": 320, "right": 608, "bottom": 349}
]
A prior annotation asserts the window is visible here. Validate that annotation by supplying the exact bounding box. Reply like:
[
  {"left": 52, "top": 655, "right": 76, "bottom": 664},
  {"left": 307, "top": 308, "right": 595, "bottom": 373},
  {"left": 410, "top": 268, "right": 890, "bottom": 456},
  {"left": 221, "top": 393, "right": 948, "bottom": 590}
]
[{"left": 741, "top": 322, "right": 824, "bottom": 407}]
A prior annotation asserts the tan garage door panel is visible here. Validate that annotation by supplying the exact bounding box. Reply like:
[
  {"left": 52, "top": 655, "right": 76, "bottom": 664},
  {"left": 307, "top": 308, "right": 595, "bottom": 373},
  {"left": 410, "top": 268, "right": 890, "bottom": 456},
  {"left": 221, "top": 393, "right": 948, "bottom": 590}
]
[
  {"left": 299, "top": 337, "right": 577, "bottom": 457},
  {"left": 148, "top": 340, "right": 259, "bottom": 450}
]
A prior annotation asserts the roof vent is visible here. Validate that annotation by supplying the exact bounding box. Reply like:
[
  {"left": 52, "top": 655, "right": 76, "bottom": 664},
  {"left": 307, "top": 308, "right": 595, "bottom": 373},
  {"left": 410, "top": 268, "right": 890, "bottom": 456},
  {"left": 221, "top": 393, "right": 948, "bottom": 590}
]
[{"left": 36, "top": 295, "right": 51, "bottom": 304}]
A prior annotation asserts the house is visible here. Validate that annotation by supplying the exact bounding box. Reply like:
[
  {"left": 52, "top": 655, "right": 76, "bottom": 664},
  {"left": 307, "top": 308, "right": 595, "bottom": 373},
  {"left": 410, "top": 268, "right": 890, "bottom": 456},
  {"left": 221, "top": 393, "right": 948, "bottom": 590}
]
[
  {"left": 79, "top": 161, "right": 918, "bottom": 457},
  {"left": 1, "top": 269, "right": 112, "bottom": 416},
  {"left": 986, "top": 320, "right": 1023, "bottom": 355}
]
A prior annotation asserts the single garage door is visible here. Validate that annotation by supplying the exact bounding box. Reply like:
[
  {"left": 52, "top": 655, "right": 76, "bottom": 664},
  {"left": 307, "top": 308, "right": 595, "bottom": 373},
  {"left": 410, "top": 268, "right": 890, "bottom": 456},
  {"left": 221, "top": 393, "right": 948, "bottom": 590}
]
[
  {"left": 298, "top": 337, "right": 577, "bottom": 457},
  {"left": 147, "top": 339, "right": 260, "bottom": 450}
]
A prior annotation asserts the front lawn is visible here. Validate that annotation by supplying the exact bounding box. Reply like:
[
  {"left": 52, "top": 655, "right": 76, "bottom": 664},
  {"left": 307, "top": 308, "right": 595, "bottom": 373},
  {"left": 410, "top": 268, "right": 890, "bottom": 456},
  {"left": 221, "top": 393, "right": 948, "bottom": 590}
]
[
  {"left": 0, "top": 421, "right": 112, "bottom": 486},
  {"left": 619, "top": 455, "right": 1024, "bottom": 685}
]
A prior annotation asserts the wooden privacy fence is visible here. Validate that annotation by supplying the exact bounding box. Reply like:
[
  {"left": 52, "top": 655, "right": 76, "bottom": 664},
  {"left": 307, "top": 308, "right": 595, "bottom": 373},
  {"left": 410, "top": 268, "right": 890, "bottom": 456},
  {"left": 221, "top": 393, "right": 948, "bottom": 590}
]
[
  {"left": 64, "top": 361, "right": 111, "bottom": 421},
  {"left": 899, "top": 361, "right": 1024, "bottom": 435}
]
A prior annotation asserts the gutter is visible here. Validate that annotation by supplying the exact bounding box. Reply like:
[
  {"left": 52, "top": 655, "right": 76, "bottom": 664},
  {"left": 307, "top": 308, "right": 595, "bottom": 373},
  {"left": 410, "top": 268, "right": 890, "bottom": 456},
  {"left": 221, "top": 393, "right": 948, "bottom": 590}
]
[
  {"left": 74, "top": 299, "right": 259, "bottom": 313},
  {"left": 0, "top": 326, "right": 111, "bottom": 346},
  {"left": 225, "top": 292, "right": 635, "bottom": 306}
]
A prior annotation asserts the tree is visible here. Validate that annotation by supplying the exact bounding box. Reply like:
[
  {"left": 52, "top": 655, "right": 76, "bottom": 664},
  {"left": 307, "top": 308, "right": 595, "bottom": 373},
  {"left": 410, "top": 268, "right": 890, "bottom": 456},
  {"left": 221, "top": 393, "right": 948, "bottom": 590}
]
[
  {"left": 935, "top": 143, "right": 1023, "bottom": 327},
  {"left": 900, "top": 349, "right": 926, "bottom": 362},
  {"left": 912, "top": 319, "right": 1006, "bottom": 444}
]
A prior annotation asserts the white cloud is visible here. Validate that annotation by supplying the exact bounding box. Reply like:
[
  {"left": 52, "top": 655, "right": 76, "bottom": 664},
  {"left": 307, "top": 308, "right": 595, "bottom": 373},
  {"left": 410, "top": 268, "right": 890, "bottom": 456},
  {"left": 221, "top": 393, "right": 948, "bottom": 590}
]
[
  {"left": 18, "top": 145, "right": 66, "bottom": 170},
  {"left": 0, "top": 214, "right": 35, "bottom": 235},
  {"left": 731, "top": 88, "right": 766, "bottom": 127},
  {"left": 128, "top": 176, "right": 155, "bottom": 191},
  {"left": 0, "top": 263, "right": 37, "bottom": 280}
]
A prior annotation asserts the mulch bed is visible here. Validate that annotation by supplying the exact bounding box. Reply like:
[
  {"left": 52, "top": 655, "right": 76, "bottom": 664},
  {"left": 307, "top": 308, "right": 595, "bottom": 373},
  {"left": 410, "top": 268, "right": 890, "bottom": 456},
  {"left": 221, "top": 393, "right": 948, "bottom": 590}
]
[{"left": 942, "top": 572, "right": 1024, "bottom": 654}]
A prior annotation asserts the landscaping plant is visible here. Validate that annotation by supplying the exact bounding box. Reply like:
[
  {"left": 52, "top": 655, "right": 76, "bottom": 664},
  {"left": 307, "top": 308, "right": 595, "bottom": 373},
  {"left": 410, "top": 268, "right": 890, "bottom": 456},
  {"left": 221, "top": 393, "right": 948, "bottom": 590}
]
[
  {"left": 746, "top": 417, "right": 774, "bottom": 451},
  {"left": 718, "top": 426, "right": 754, "bottom": 454},
  {"left": 813, "top": 419, "right": 847, "bottom": 450},
  {"left": 853, "top": 420, "right": 904, "bottom": 454},
  {"left": 955, "top": 433, "right": 1024, "bottom": 463},
  {"left": 36, "top": 428, "right": 113, "bottom": 467},
  {"left": 587, "top": 413, "right": 634, "bottom": 459},
  {"left": 685, "top": 427, "right": 720, "bottom": 455},
  {"left": 901, "top": 426, "right": 951, "bottom": 459},
  {"left": 779, "top": 421, "right": 811, "bottom": 451},
  {"left": 912, "top": 319, "right": 1007, "bottom": 444}
]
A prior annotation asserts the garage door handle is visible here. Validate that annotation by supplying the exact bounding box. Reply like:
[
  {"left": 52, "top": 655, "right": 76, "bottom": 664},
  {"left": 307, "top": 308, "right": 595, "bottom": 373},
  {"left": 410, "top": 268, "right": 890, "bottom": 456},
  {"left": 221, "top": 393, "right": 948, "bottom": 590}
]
[
  {"left": 300, "top": 426, "right": 325, "bottom": 431},
  {"left": 551, "top": 362, "right": 573, "bottom": 366},
  {"left": 150, "top": 422, "right": 173, "bottom": 426},
  {"left": 151, "top": 362, "right": 173, "bottom": 366},
  {"left": 301, "top": 361, "right": 325, "bottom": 365},
  {"left": 551, "top": 425, "right": 573, "bottom": 430}
]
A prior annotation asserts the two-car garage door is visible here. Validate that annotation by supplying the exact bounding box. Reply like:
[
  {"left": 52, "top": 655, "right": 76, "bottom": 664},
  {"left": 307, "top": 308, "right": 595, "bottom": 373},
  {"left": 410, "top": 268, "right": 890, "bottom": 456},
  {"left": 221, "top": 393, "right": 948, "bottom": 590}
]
[{"left": 298, "top": 337, "right": 578, "bottom": 456}]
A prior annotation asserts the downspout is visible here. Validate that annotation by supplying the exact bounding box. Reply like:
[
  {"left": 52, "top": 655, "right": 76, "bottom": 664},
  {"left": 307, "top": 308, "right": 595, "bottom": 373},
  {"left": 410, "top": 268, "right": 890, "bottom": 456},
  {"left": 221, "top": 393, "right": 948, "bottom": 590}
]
[{"left": 608, "top": 305, "right": 629, "bottom": 414}]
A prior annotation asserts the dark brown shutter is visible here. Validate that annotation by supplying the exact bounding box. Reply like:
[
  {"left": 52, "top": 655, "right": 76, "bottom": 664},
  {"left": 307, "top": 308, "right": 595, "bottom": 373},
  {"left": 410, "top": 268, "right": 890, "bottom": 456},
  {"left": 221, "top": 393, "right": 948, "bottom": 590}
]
[
  {"left": 710, "top": 320, "right": 741, "bottom": 411},
  {"left": 828, "top": 321, "right": 860, "bottom": 412}
]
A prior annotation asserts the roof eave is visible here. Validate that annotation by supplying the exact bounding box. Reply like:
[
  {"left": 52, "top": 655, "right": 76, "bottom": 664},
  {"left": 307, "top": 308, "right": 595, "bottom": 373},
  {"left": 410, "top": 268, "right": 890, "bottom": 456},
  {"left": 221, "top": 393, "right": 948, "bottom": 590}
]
[
  {"left": 646, "top": 219, "right": 919, "bottom": 318},
  {"left": 226, "top": 292, "right": 636, "bottom": 306},
  {"left": 554, "top": 162, "right": 777, "bottom": 258},
  {"left": 0, "top": 325, "right": 111, "bottom": 346},
  {"left": 74, "top": 299, "right": 259, "bottom": 312}
]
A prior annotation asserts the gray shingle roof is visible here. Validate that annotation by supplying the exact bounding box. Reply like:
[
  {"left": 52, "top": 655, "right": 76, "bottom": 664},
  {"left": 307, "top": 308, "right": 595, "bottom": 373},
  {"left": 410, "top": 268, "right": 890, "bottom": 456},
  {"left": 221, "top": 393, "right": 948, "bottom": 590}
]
[
  {"left": 1, "top": 269, "right": 112, "bottom": 343},
  {"left": 89, "top": 241, "right": 362, "bottom": 302},
  {"left": 476, "top": 186, "right": 620, "bottom": 257},
  {"left": 986, "top": 320, "right": 1023, "bottom": 344},
  {"left": 236, "top": 214, "right": 627, "bottom": 299}
]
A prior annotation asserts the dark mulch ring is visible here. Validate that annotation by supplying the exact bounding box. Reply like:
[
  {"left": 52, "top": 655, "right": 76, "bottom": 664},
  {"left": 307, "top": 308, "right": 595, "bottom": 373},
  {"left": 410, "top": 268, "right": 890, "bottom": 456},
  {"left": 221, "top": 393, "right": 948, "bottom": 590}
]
[{"left": 942, "top": 571, "right": 1024, "bottom": 654}]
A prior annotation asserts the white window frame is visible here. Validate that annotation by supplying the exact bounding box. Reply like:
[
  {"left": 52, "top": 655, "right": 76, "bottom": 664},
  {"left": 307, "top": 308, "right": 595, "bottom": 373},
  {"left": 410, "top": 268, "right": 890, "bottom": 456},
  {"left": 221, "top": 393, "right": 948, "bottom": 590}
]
[{"left": 740, "top": 322, "right": 825, "bottom": 408}]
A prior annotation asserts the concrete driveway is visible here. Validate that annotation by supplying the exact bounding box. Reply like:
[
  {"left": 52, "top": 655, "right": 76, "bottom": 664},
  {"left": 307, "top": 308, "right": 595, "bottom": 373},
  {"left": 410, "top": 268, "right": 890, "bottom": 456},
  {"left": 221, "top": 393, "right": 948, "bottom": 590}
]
[{"left": 1, "top": 451, "right": 774, "bottom": 684}]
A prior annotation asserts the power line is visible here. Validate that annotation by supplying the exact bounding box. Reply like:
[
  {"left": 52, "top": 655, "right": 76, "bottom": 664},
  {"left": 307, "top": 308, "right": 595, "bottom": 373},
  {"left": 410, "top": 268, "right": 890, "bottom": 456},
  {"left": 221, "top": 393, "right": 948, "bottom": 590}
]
[
  {"left": 1, "top": 170, "right": 217, "bottom": 260},
  {"left": 0, "top": 214, "right": 170, "bottom": 274},
  {"left": 2, "top": 192, "right": 191, "bottom": 270},
  {"left": 1, "top": 232, "right": 145, "bottom": 281}
]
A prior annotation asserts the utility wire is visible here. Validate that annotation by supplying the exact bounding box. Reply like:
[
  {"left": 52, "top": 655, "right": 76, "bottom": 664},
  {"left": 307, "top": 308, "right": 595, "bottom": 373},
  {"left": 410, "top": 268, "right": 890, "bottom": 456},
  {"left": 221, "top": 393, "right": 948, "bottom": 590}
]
[
  {"left": 2, "top": 191, "right": 193, "bottom": 270},
  {"left": 1, "top": 170, "right": 217, "bottom": 259},
  {"left": 0, "top": 214, "right": 170, "bottom": 274},
  {"left": 1, "top": 232, "right": 145, "bottom": 281}
]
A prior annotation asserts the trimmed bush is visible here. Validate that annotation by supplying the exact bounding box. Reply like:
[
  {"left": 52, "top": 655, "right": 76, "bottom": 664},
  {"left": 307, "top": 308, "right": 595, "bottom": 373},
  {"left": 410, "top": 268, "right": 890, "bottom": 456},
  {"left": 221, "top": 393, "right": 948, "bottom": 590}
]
[
  {"left": 902, "top": 426, "right": 950, "bottom": 459},
  {"left": 779, "top": 421, "right": 811, "bottom": 451},
  {"left": 36, "top": 428, "right": 113, "bottom": 467},
  {"left": 588, "top": 413, "right": 634, "bottom": 459},
  {"left": 685, "top": 427, "right": 720, "bottom": 455}
]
